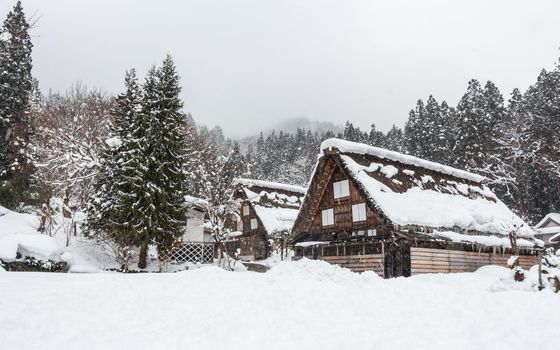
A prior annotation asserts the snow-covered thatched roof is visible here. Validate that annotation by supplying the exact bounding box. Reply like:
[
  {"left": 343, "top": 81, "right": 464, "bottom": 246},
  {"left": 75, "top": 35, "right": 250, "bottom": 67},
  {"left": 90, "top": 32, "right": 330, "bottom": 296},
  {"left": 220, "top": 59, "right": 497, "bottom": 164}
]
[
  {"left": 534, "top": 213, "right": 560, "bottom": 229},
  {"left": 534, "top": 213, "right": 560, "bottom": 243},
  {"left": 293, "top": 139, "right": 535, "bottom": 245},
  {"left": 233, "top": 178, "right": 306, "bottom": 234},
  {"left": 321, "top": 138, "right": 486, "bottom": 183},
  {"left": 232, "top": 179, "right": 307, "bottom": 195}
]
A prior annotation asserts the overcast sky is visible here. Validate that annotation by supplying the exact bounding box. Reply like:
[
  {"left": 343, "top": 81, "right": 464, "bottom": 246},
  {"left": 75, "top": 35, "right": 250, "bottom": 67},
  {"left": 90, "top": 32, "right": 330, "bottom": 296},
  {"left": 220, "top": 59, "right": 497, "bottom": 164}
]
[{"left": 2, "top": 0, "right": 560, "bottom": 138}]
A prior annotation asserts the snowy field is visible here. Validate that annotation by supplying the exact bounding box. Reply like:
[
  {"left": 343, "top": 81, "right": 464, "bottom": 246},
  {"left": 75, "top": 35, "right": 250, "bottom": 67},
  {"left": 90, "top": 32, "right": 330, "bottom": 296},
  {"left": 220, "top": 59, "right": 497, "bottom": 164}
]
[{"left": 1, "top": 260, "right": 558, "bottom": 350}]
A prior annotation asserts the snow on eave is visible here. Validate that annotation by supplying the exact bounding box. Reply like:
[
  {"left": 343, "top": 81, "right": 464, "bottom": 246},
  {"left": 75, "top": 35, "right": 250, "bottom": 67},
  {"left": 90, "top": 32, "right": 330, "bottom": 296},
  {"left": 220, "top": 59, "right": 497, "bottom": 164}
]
[
  {"left": 295, "top": 241, "right": 331, "bottom": 248},
  {"left": 549, "top": 232, "right": 560, "bottom": 243},
  {"left": 232, "top": 178, "right": 307, "bottom": 195},
  {"left": 534, "top": 213, "right": 560, "bottom": 229},
  {"left": 184, "top": 195, "right": 209, "bottom": 211},
  {"left": 429, "top": 231, "right": 536, "bottom": 248},
  {"left": 321, "top": 138, "right": 486, "bottom": 184}
]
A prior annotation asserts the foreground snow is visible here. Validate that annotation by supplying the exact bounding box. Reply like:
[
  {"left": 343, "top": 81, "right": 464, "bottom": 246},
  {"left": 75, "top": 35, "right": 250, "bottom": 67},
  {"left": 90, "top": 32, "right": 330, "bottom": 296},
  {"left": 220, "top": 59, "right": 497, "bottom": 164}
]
[{"left": 0, "top": 260, "right": 558, "bottom": 350}]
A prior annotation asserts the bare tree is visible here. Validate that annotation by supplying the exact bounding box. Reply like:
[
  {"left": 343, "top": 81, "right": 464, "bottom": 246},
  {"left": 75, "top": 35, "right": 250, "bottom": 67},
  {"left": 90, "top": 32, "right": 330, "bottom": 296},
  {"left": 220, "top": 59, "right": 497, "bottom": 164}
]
[{"left": 31, "top": 82, "right": 114, "bottom": 238}]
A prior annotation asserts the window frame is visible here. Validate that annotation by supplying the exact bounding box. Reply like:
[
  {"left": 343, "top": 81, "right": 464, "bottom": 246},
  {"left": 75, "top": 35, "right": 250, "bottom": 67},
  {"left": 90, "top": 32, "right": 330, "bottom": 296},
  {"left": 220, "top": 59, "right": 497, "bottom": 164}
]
[
  {"left": 352, "top": 203, "right": 367, "bottom": 222},
  {"left": 333, "top": 179, "right": 350, "bottom": 199},
  {"left": 321, "top": 208, "right": 335, "bottom": 227},
  {"left": 242, "top": 204, "right": 250, "bottom": 217},
  {"left": 250, "top": 218, "right": 258, "bottom": 230}
]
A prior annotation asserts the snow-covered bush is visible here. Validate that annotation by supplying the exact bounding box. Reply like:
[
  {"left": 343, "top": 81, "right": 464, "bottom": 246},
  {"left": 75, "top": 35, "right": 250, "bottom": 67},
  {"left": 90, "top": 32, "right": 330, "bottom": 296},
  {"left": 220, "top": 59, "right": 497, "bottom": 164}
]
[{"left": 540, "top": 248, "right": 560, "bottom": 292}]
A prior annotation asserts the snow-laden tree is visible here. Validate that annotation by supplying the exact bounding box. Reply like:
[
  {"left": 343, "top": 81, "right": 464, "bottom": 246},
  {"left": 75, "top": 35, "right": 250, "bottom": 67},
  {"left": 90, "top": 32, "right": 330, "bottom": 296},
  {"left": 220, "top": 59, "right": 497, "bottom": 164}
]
[
  {"left": 403, "top": 99, "right": 427, "bottom": 157},
  {"left": 0, "top": 1, "right": 35, "bottom": 209},
  {"left": 384, "top": 125, "right": 404, "bottom": 152},
  {"left": 31, "top": 83, "right": 114, "bottom": 218},
  {"left": 85, "top": 69, "right": 143, "bottom": 270},
  {"left": 134, "top": 56, "right": 189, "bottom": 267}
]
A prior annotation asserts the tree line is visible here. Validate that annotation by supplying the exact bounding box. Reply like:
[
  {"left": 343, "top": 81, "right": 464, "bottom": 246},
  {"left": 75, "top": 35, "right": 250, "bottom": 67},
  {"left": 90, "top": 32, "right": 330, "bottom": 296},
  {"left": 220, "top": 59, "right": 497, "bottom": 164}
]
[{"left": 239, "top": 71, "right": 560, "bottom": 224}]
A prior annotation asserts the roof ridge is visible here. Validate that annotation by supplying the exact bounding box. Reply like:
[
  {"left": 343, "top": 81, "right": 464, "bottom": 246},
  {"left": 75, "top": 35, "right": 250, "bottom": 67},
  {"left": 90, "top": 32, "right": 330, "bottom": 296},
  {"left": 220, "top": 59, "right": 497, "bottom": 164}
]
[
  {"left": 233, "top": 178, "right": 307, "bottom": 194},
  {"left": 321, "top": 138, "right": 486, "bottom": 184}
]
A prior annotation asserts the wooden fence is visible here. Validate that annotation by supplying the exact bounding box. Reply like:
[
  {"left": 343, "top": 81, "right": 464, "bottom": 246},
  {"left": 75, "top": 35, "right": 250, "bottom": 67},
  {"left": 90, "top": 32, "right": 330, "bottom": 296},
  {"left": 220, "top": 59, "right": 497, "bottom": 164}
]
[
  {"left": 410, "top": 247, "right": 538, "bottom": 275},
  {"left": 322, "top": 254, "right": 384, "bottom": 277},
  {"left": 170, "top": 242, "right": 214, "bottom": 264}
]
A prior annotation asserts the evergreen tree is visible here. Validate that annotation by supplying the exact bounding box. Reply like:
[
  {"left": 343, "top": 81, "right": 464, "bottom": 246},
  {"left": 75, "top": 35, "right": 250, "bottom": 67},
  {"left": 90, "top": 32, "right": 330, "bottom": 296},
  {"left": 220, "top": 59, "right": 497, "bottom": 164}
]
[
  {"left": 404, "top": 100, "right": 426, "bottom": 157},
  {"left": 368, "top": 123, "right": 386, "bottom": 147},
  {"left": 0, "top": 1, "right": 34, "bottom": 208},
  {"left": 85, "top": 69, "right": 143, "bottom": 269},
  {"left": 453, "top": 79, "right": 485, "bottom": 169},
  {"left": 385, "top": 125, "right": 404, "bottom": 152},
  {"left": 142, "top": 55, "right": 189, "bottom": 260}
]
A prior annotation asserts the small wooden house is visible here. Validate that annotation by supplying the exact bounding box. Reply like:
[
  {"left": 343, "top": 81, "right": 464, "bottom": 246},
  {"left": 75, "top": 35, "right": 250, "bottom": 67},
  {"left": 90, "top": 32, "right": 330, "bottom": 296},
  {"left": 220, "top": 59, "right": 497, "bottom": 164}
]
[
  {"left": 291, "top": 138, "right": 538, "bottom": 277},
  {"left": 534, "top": 213, "right": 560, "bottom": 249},
  {"left": 226, "top": 179, "right": 306, "bottom": 261}
]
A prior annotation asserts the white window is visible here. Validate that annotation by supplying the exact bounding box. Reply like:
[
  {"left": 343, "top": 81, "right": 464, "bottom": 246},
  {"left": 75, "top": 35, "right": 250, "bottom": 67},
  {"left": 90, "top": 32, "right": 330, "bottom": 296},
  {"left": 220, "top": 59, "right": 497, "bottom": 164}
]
[
  {"left": 322, "top": 208, "right": 334, "bottom": 226},
  {"left": 333, "top": 180, "right": 350, "bottom": 199},
  {"left": 237, "top": 220, "right": 243, "bottom": 231},
  {"left": 367, "top": 229, "right": 377, "bottom": 237},
  {"left": 242, "top": 205, "right": 250, "bottom": 216},
  {"left": 250, "top": 218, "right": 258, "bottom": 230},
  {"left": 352, "top": 203, "right": 367, "bottom": 222}
]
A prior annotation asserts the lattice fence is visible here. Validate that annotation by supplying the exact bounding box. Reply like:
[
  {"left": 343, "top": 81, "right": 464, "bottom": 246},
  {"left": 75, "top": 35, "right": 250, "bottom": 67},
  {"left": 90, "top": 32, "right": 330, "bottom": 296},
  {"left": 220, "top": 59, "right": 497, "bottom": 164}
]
[{"left": 170, "top": 242, "right": 214, "bottom": 263}]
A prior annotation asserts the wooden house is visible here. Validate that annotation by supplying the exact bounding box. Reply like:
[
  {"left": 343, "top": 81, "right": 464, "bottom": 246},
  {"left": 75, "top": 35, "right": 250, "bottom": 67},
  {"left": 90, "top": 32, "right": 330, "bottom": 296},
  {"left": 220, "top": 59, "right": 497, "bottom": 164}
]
[
  {"left": 226, "top": 179, "right": 306, "bottom": 261},
  {"left": 290, "top": 138, "right": 539, "bottom": 278},
  {"left": 534, "top": 213, "right": 560, "bottom": 249}
]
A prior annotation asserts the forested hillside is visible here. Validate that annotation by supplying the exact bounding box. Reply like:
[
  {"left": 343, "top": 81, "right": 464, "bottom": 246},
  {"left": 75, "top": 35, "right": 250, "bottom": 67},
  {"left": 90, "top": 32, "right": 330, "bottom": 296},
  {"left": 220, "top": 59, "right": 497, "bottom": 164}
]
[{"left": 201, "top": 64, "right": 560, "bottom": 224}]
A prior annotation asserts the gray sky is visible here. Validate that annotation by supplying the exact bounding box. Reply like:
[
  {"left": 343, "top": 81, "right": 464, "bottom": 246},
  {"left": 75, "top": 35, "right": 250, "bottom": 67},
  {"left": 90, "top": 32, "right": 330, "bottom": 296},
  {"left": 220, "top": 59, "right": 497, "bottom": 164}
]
[{"left": 2, "top": 0, "right": 560, "bottom": 138}]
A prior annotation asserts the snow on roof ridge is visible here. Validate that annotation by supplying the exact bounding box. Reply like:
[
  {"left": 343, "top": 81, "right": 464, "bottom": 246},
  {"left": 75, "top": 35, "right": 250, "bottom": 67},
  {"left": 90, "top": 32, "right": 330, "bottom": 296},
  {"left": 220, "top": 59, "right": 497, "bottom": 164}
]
[
  {"left": 534, "top": 213, "right": 560, "bottom": 229},
  {"left": 233, "top": 178, "right": 307, "bottom": 194},
  {"left": 321, "top": 138, "right": 486, "bottom": 184}
]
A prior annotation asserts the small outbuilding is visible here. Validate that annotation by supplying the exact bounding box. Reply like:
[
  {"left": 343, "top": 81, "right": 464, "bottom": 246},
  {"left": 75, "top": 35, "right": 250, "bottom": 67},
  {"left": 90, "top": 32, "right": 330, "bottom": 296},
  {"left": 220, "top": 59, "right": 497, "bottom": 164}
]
[
  {"left": 166, "top": 196, "right": 214, "bottom": 263},
  {"left": 534, "top": 213, "right": 560, "bottom": 249},
  {"left": 225, "top": 179, "right": 306, "bottom": 261},
  {"left": 291, "top": 138, "right": 538, "bottom": 277}
]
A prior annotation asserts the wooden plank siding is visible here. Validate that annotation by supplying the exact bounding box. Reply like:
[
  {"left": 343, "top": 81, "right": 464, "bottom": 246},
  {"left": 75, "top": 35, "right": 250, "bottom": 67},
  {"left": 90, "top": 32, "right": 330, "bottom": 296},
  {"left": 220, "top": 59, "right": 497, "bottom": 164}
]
[
  {"left": 308, "top": 164, "right": 388, "bottom": 240},
  {"left": 410, "top": 247, "right": 538, "bottom": 275},
  {"left": 322, "top": 254, "right": 384, "bottom": 277}
]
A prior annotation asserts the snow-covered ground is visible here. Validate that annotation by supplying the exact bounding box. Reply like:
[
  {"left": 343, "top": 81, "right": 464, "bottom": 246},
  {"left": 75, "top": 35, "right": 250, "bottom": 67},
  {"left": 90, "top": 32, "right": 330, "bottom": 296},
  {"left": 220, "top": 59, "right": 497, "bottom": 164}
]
[{"left": 1, "top": 260, "right": 558, "bottom": 350}]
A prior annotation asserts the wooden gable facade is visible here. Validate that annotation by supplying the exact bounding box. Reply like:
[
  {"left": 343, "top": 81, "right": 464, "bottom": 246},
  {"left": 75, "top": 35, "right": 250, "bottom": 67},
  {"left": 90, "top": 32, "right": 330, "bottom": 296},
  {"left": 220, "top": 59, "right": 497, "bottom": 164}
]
[
  {"left": 225, "top": 179, "right": 306, "bottom": 261},
  {"left": 291, "top": 139, "right": 538, "bottom": 278}
]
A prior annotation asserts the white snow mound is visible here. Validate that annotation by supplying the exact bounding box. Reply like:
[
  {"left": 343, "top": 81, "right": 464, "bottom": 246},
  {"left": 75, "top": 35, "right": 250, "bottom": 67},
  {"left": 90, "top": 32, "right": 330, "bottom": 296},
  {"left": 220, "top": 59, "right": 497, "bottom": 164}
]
[
  {"left": 0, "top": 233, "right": 62, "bottom": 261},
  {"left": 267, "top": 258, "right": 381, "bottom": 284}
]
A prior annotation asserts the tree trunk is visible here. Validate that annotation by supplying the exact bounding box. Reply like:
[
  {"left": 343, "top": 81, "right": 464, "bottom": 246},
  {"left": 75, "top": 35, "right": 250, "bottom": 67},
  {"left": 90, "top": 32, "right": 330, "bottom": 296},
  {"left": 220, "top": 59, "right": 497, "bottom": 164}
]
[{"left": 138, "top": 240, "right": 149, "bottom": 269}]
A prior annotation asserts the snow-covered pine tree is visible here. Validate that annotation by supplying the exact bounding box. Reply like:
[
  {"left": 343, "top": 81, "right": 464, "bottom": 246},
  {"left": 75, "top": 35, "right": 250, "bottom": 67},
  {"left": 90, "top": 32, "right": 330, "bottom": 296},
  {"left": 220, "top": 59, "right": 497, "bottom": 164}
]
[
  {"left": 0, "top": 1, "right": 34, "bottom": 208},
  {"left": 403, "top": 99, "right": 427, "bottom": 157},
  {"left": 453, "top": 79, "right": 486, "bottom": 169},
  {"left": 139, "top": 56, "right": 189, "bottom": 263},
  {"left": 384, "top": 125, "right": 404, "bottom": 152},
  {"left": 368, "top": 123, "right": 386, "bottom": 147},
  {"left": 437, "top": 101, "right": 457, "bottom": 165},
  {"left": 516, "top": 66, "right": 560, "bottom": 222},
  {"left": 85, "top": 69, "right": 144, "bottom": 266}
]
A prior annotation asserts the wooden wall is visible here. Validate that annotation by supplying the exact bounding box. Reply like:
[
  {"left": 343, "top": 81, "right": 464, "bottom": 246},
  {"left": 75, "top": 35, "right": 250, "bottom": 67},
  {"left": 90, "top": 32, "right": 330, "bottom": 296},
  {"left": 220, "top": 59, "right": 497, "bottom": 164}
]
[
  {"left": 225, "top": 189, "right": 269, "bottom": 260},
  {"left": 410, "top": 247, "right": 538, "bottom": 275},
  {"left": 308, "top": 164, "right": 387, "bottom": 240},
  {"left": 322, "top": 254, "right": 384, "bottom": 277}
]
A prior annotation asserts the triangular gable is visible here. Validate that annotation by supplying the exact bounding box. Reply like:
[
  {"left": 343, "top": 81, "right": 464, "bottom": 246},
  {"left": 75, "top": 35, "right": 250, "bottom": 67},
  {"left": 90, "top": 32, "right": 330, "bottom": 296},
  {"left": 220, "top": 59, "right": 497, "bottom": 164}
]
[
  {"left": 233, "top": 178, "right": 305, "bottom": 235},
  {"left": 534, "top": 213, "right": 560, "bottom": 229}
]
